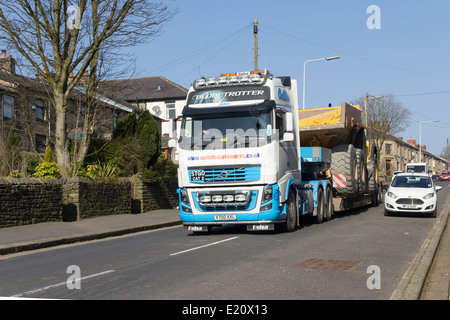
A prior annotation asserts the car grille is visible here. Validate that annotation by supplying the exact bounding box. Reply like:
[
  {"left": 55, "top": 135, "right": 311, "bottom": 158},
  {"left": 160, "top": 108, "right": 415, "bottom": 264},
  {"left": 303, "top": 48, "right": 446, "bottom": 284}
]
[{"left": 396, "top": 198, "right": 424, "bottom": 205}]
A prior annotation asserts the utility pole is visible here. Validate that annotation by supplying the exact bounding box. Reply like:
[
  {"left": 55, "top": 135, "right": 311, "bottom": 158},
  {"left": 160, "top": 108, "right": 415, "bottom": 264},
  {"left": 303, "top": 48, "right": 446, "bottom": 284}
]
[{"left": 253, "top": 19, "right": 258, "bottom": 71}]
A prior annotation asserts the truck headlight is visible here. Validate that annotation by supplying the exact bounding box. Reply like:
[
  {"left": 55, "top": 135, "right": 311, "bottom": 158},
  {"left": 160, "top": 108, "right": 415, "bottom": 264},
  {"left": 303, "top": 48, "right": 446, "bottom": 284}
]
[
  {"left": 180, "top": 189, "right": 190, "bottom": 206},
  {"left": 262, "top": 185, "right": 273, "bottom": 204}
]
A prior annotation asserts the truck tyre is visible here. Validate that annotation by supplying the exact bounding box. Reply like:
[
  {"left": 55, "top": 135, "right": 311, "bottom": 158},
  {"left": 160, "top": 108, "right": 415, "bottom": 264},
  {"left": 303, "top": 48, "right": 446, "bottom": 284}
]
[
  {"left": 356, "top": 148, "right": 366, "bottom": 195},
  {"left": 281, "top": 190, "right": 297, "bottom": 232},
  {"left": 331, "top": 144, "right": 358, "bottom": 198},
  {"left": 325, "top": 185, "right": 334, "bottom": 221},
  {"left": 368, "top": 166, "right": 379, "bottom": 196},
  {"left": 313, "top": 187, "right": 325, "bottom": 224}
]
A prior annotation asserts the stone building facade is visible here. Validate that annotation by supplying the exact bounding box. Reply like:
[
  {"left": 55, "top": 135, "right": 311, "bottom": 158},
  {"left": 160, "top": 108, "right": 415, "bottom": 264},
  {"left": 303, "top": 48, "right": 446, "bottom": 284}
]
[
  {"left": 379, "top": 134, "right": 448, "bottom": 182},
  {"left": 0, "top": 50, "right": 140, "bottom": 175}
]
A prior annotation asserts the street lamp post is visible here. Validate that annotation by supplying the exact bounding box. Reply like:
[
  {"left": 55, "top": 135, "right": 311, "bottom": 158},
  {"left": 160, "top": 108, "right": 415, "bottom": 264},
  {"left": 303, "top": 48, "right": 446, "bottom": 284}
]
[
  {"left": 302, "top": 56, "right": 340, "bottom": 110},
  {"left": 419, "top": 120, "right": 439, "bottom": 162},
  {"left": 364, "top": 93, "right": 383, "bottom": 126}
]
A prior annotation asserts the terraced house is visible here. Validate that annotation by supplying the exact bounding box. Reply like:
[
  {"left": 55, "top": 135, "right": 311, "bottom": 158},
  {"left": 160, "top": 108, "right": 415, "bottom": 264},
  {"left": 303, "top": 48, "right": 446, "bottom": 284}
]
[{"left": 0, "top": 50, "right": 140, "bottom": 176}]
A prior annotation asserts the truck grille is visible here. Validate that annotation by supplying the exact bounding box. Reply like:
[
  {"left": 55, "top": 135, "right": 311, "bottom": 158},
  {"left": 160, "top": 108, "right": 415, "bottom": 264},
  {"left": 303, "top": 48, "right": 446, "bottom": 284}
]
[{"left": 189, "top": 166, "right": 260, "bottom": 183}]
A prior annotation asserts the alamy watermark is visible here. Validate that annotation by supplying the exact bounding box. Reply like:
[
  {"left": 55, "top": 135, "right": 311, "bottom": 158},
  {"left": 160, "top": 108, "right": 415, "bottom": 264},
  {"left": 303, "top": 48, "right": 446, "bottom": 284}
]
[
  {"left": 366, "top": 265, "right": 381, "bottom": 290},
  {"left": 67, "top": 5, "right": 81, "bottom": 30},
  {"left": 367, "top": 5, "right": 381, "bottom": 30},
  {"left": 66, "top": 265, "right": 81, "bottom": 290}
]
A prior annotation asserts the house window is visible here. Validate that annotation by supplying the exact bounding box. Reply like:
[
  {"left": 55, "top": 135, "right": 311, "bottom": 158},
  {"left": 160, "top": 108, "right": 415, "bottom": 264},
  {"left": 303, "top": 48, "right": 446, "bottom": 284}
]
[
  {"left": 79, "top": 106, "right": 86, "bottom": 123},
  {"left": 166, "top": 102, "right": 175, "bottom": 119},
  {"left": 2, "top": 95, "right": 14, "bottom": 119},
  {"left": 35, "top": 99, "right": 44, "bottom": 120},
  {"left": 385, "top": 143, "right": 392, "bottom": 155},
  {"left": 36, "top": 134, "right": 46, "bottom": 154}
]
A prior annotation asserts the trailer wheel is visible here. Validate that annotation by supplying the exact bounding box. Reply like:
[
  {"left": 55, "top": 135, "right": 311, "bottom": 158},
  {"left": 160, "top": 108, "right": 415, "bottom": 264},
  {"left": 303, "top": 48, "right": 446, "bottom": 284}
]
[
  {"left": 331, "top": 144, "right": 357, "bottom": 198},
  {"left": 281, "top": 190, "right": 297, "bottom": 232},
  {"left": 325, "top": 185, "right": 334, "bottom": 221},
  {"left": 314, "top": 187, "right": 325, "bottom": 224}
]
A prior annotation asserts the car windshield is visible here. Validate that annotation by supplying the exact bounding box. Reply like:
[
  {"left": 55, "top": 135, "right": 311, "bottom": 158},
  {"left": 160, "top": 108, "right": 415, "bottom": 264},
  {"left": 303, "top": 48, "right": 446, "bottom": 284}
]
[
  {"left": 179, "top": 107, "right": 272, "bottom": 150},
  {"left": 391, "top": 175, "right": 432, "bottom": 188}
]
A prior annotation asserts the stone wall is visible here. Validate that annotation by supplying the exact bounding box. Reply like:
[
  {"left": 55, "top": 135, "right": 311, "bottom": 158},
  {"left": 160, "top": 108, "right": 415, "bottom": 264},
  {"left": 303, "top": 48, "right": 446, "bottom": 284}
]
[
  {"left": 131, "top": 176, "right": 178, "bottom": 213},
  {"left": 0, "top": 176, "right": 179, "bottom": 228},
  {"left": 0, "top": 177, "right": 63, "bottom": 227},
  {"left": 62, "top": 177, "right": 132, "bottom": 222}
]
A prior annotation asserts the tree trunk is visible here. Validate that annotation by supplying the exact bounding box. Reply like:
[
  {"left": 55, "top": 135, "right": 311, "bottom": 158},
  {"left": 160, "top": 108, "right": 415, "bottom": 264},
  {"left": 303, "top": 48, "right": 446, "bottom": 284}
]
[{"left": 53, "top": 90, "right": 70, "bottom": 176}]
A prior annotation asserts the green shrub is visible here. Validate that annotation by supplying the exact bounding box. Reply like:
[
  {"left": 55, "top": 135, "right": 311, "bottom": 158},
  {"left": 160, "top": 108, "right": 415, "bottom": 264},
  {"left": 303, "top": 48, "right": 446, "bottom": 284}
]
[
  {"left": 32, "top": 161, "right": 61, "bottom": 178},
  {"left": 86, "top": 161, "right": 117, "bottom": 178},
  {"left": 8, "top": 170, "right": 21, "bottom": 178},
  {"left": 24, "top": 153, "right": 41, "bottom": 176}
]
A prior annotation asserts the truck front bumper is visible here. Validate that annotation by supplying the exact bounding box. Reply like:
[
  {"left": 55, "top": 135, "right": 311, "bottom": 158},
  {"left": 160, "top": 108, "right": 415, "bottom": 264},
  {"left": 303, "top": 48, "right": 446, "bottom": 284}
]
[{"left": 178, "top": 184, "right": 286, "bottom": 227}]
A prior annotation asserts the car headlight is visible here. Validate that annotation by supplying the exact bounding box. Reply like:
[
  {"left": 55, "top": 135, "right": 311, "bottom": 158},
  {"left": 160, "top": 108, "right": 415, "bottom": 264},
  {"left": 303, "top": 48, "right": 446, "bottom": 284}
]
[
  {"left": 423, "top": 193, "right": 435, "bottom": 200},
  {"left": 386, "top": 191, "right": 397, "bottom": 199}
]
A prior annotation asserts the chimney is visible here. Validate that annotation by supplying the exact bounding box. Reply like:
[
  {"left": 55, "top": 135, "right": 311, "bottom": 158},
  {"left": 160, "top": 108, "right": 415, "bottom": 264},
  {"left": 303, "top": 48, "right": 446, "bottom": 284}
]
[
  {"left": 407, "top": 137, "right": 416, "bottom": 147},
  {"left": 0, "top": 50, "right": 16, "bottom": 74},
  {"left": 421, "top": 145, "right": 426, "bottom": 151}
]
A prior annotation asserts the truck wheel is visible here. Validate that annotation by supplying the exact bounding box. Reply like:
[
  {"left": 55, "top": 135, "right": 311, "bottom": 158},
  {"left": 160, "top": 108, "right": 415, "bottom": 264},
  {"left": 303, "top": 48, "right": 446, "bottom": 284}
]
[
  {"left": 281, "top": 190, "right": 297, "bottom": 232},
  {"left": 331, "top": 144, "right": 357, "bottom": 198},
  {"left": 314, "top": 187, "right": 325, "bottom": 224},
  {"left": 325, "top": 185, "right": 334, "bottom": 221}
]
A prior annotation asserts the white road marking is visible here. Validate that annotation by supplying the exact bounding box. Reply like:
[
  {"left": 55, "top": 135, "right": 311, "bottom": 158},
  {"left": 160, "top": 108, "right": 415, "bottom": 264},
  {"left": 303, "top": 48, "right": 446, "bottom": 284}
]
[
  {"left": 170, "top": 237, "right": 239, "bottom": 256},
  {"left": 12, "top": 270, "right": 115, "bottom": 297}
]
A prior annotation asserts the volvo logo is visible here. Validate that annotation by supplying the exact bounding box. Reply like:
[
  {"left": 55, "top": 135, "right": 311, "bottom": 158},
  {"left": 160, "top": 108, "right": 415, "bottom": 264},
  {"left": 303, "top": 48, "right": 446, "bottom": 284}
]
[{"left": 220, "top": 171, "right": 228, "bottom": 178}]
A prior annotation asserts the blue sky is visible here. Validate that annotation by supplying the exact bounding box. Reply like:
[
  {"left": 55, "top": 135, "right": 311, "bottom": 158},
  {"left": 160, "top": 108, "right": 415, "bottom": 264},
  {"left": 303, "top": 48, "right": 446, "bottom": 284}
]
[{"left": 128, "top": 0, "right": 450, "bottom": 157}]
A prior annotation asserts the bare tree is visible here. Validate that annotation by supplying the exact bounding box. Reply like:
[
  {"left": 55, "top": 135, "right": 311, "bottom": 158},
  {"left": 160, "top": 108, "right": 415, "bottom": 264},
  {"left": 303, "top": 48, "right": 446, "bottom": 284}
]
[
  {"left": 352, "top": 94, "right": 411, "bottom": 168},
  {"left": 0, "top": 1, "right": 177, "bottom": 176}
]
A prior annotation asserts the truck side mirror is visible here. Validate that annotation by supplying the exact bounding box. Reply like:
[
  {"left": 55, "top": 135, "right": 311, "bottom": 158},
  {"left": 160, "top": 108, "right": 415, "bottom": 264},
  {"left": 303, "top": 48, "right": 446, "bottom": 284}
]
[
  {"left": 284, "top": 112, "right": 293, "bottom": 132},
  {"left": 282, "top": 132, "right": 294, "bottom": 142},
  {"left": 168, "top": 139, "right": 177, "bottom": 148}
]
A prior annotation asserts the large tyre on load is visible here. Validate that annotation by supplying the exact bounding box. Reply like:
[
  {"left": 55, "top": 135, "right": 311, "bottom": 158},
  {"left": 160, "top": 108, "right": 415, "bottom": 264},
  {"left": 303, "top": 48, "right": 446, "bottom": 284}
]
[
  {"left": 356, "top": 148, "right": 366, "bottom": 195},
  {"left": 331, "top": 144, "right": 358, "bottom": 199}
]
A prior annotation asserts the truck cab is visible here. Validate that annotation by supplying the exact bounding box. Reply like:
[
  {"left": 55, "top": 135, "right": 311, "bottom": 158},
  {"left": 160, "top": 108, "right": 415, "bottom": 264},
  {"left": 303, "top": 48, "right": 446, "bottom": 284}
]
[
  {"left": 170, "top": 71, "right": 302, "bottom": 232},
  {"left": 406, "top": 162, "right": 430, "bottom": 174}
]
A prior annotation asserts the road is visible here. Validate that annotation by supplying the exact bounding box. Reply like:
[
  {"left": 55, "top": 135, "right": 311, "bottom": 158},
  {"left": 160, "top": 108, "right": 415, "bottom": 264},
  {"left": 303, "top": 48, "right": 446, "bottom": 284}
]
[{"left": 0, "top": 181, "right": 448, "bottom": 302}]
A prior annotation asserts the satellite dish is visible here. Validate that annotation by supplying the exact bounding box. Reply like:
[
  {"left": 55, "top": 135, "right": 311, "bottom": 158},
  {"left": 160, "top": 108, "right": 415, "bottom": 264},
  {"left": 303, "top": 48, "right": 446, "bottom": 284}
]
[{"left": 152, "top": 106, "right": 162, "bottom": 117}]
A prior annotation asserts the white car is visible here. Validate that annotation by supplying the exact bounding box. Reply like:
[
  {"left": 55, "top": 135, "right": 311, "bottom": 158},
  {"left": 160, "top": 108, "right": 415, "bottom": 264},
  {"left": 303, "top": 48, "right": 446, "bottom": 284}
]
[{"left": 384, "top": 173, "right": 442, "bottom": 217}]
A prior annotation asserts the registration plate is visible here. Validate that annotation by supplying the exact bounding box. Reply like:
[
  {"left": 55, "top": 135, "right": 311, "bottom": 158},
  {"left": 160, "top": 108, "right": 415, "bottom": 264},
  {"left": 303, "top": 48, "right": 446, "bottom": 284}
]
[
  {"left": 190, "top": 170, "right": 205, "bottom": 181},
  {"left": 402, "top": 204, "right": 418, "bottom": 209},
  {"left": 214, "top": 214, "right": 237, "bottom": 221}
]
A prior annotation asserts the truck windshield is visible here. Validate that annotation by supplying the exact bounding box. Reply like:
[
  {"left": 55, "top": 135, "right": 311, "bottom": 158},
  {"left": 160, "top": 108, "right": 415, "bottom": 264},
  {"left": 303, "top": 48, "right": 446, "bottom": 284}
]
[
  {"left": 179, "top": 107, "right": 272, "bottom": 150},
  {"left": 406, "top": 166, "right": 426, "bottom": 173}
]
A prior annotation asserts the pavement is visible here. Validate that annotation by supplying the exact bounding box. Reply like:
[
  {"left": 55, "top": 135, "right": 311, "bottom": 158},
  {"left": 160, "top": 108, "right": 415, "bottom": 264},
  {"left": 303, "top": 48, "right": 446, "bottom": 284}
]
[{"left": 1, "top": 196, "right": 449, "bottom": 300}]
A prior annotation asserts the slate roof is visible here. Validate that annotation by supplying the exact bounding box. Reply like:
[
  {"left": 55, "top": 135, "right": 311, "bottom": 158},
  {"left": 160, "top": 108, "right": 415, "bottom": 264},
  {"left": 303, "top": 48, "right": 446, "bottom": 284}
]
[
  {"left": 98, "top": 76, "right": 188, "bottom": 104},
  {"left": 0, "top": 69, "right": 140, "bottom": 113}
]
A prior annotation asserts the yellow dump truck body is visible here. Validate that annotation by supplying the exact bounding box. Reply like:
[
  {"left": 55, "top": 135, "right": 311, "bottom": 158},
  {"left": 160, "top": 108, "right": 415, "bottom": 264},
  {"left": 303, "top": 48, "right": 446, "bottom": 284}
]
[{"left": 298, "top": 102, "right": 365, "bottom": 148}]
